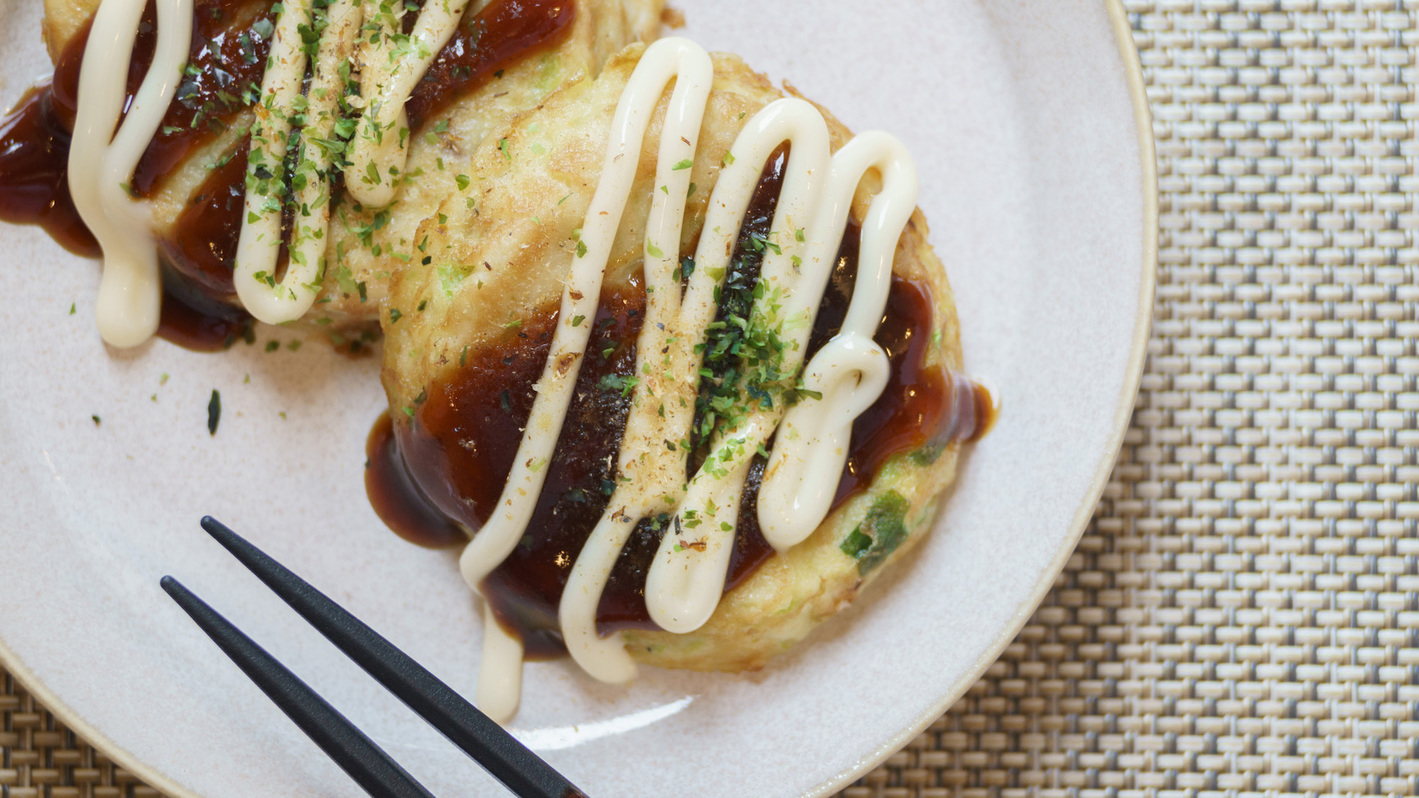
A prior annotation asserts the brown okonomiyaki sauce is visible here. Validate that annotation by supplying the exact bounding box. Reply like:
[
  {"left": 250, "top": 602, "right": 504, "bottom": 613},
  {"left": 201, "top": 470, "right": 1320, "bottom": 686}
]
[
  {"left": 830, "top": 278, "right": 995, "bottom": 504},
  {"left": 366, "top": 412, "right": 468, "bottom": 549},
  {"left": 0, "top": 0, "right": 577, "bottom": 349},
  {"left": 0, "top": 86, "right": 95, "bottom": 256},
  {"left": 364, "top": 150, "right": 991, "bottom": 657}
]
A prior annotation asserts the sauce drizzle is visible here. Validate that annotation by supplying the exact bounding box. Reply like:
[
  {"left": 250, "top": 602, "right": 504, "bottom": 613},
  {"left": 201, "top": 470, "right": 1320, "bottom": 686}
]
[
  {"left": 0, "top": 84, "right": 98, "bottom": 257},
  {"left": 406, "top": 0, "right": 576, "bottom": 130}
]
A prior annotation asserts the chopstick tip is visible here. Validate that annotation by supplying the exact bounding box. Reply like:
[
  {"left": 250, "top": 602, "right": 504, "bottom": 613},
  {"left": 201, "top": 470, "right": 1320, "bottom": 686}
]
[{"left": 159, "top": 575, "right": 191, "bottom": 604}]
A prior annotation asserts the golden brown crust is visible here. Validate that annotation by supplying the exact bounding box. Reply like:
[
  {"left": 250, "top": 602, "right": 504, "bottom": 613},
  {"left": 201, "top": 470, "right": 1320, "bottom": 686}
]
[
  {"left": 381, "top": 44, "right": 967, "bottom": 672},
  {"left": 42, "top": 0, "right": 95, "bottom": 61}
]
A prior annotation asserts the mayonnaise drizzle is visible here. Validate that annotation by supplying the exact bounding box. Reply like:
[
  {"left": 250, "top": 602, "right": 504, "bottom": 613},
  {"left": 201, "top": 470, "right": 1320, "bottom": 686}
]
[
  {"left": 233, "top": 0, "right": 322, "bottom": 322},
  {"left": 68, "top": 0, "right": 193, "bottom": 347},
  {"left": 237, "top": 0, "right": 468, "bottom": 325},
  {"left": 461, "top": 38, "right": 715, "bottom": 708},
  {"left": 754, "top": 132, "right": 918, "bottom": 551},
  {"left": 344, "top": 0, "right": 473, "bottom": 208},
  {"left": 235, "top": 0, "right": 362, "bottom": 322},
  {"left": 72, "top": 0, "right": 468, "bottom": 336},
  {"left": 465, "top": 37, "right": 920, "bottom": 721}
]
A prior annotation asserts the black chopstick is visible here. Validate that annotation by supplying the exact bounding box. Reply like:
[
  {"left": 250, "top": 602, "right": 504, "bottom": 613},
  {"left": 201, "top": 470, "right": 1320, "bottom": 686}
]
[
  {"left": 160, "top": 576, "right": 434, "bottom": 798},
  {"left": 195, "top": 517, "right": 587, "bottom": 798}
]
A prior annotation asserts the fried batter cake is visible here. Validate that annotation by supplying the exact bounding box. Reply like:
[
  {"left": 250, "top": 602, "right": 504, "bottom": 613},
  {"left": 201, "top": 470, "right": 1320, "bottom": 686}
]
[
  {"left": 374, "top": 41, "right": 990, "bottom": 718},
  {"left": 29, "top": 0, "right": 664, "bottom": 341}
]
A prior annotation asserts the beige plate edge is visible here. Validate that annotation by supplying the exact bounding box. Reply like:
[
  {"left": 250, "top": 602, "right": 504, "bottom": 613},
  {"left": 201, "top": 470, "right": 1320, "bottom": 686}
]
[{"left": 805, "top": 0, "right": 1161, "bottom": 794}]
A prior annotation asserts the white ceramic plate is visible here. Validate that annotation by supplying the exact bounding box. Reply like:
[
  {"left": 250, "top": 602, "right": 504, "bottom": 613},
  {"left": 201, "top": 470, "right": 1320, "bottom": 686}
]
[{"left": 0, "top": 1, "right": 1154, "bottom": 795}]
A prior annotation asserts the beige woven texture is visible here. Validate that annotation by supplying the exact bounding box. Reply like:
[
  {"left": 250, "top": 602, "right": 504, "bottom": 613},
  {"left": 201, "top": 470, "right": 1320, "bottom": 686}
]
[{"left": 7, "top": 1, "right": 1419, "bottom": 796}]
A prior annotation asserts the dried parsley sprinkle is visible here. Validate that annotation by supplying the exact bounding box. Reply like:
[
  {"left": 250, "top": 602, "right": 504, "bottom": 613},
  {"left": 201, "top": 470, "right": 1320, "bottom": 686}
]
[
  {"left": 598, "top": 373, "right": 639, "bottom": 397},
  {"left": 672, "top": 158, "right": 693, "bottom": 171},
  {"left": 336, "top": 265, "right": 358, "bottom": 296},
  {"left": 207, "top": 390, "right": 222, "bottom": 436}
]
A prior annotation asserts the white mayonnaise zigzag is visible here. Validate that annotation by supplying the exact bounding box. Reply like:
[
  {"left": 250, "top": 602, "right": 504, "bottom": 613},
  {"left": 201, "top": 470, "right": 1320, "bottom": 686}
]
[
  {"left": 68, "top": 0, "right": 192, "bottom": 347},
  {"left": 69, "top": 0, "right": 469, "bottom": 344},
  {"left": 464, "top": 36, "right": 919, "bottom": 722}
]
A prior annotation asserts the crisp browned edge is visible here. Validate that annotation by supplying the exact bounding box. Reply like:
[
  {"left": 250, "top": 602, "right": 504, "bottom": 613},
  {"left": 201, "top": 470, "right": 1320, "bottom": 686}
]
[{"left": 0, "top": 1, "right": 1159, "bottom": 796}]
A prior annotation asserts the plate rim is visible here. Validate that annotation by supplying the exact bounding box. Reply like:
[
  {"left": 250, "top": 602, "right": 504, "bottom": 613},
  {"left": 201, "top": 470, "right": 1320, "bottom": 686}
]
[
  {"left": 0, "top": 1, "right": 1160, "bottom": 795},
  {"left": 803, "top": 0, "right": 1160, "bottom": 793}
]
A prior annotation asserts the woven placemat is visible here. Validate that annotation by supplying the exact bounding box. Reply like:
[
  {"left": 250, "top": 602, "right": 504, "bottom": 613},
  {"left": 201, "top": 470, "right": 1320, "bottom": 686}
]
[{"left": 7, "top": 1, "right": 1415, "bottom": 795}]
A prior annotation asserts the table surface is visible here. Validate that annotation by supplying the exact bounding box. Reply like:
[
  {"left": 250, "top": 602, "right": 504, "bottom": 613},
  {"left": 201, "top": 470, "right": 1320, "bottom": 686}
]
[{"left": 7, "top": 1, "right": 1419, "bottom": 796}]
